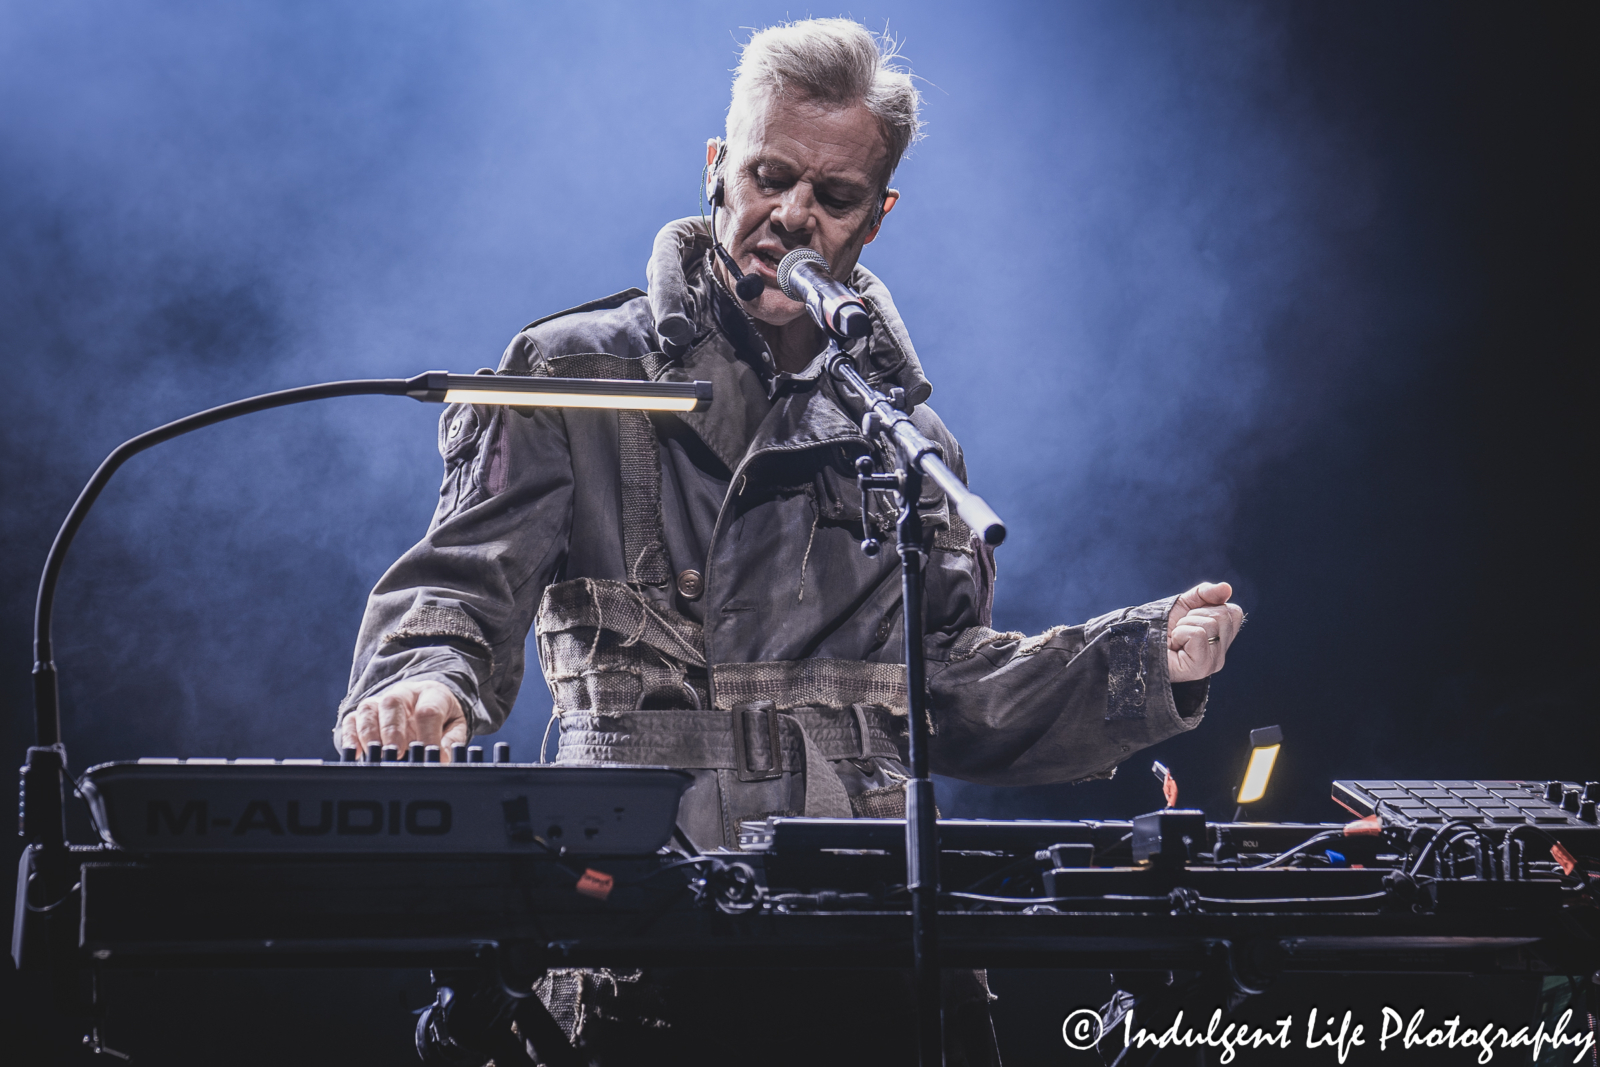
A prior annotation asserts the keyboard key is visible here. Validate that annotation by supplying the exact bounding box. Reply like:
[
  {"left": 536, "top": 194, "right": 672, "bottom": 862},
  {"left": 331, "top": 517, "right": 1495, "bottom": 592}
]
[{"left": 1438, "top": 807, "right": 1478, "bottom": 819}]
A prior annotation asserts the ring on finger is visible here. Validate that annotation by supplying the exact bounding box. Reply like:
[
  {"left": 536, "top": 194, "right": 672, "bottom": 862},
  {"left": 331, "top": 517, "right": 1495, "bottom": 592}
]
[{"left": 1207, "top": 635, "right": 1220, "bottom": 645}]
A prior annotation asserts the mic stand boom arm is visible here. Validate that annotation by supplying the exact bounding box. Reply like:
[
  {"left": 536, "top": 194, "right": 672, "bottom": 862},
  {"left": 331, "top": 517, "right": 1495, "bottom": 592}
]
[
  {"left": 825, "top": 351, "right": 1006, "bottom": 550},
  {"left": 822, "top": 343, "right": 1006, "bottom": 1067}
]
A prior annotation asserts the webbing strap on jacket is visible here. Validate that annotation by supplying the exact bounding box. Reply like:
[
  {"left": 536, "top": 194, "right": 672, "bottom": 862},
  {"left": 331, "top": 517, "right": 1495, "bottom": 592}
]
[
  {"left": 617, "top": 410, "right": 669, "bottom": 586},
  {"left": 532, "top": 351, "right": 674, "bottom": 588}
]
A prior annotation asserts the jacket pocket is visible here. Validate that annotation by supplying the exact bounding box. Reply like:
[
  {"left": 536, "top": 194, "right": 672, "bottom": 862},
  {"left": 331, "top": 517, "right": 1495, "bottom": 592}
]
[{"left": 432, "top": 402, "right": 503, "bottom": 525}]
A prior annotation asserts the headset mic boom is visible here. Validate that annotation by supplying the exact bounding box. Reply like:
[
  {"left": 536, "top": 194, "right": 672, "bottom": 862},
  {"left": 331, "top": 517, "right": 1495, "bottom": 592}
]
[{"left": 705, "top": 143, "right": 766, "bottom": 301}]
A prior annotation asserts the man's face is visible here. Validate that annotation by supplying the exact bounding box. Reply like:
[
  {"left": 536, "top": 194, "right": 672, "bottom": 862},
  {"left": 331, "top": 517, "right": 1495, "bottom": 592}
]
[{"left": 716, "top": 95, "right": 891, "bottom": 326}]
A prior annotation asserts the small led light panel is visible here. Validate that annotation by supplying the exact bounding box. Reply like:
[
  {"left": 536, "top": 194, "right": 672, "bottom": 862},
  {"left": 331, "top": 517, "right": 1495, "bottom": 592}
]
[{"left": 1236, "top": 724, "right": 1283, "bottom": 806}]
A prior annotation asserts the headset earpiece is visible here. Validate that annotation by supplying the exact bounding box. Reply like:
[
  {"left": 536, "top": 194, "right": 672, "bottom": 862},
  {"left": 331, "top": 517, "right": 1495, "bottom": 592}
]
[
  {"left": 877, "top": 190, "right": 899, "bottom": 226},
  {"left": 865, "top": 190, "right": 899, "bottom": 245},
  {"left": 705, "top": 139, "right": 729, "bottom": 207}
]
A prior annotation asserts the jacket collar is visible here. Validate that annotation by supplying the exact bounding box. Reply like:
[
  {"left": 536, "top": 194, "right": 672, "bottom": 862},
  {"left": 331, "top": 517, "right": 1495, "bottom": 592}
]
[
  {"left": 645, "top": 218, "right": 933, "bottom": 473},
  {"left": 645, "top": 217, "right": 933, "bottom": 406}
]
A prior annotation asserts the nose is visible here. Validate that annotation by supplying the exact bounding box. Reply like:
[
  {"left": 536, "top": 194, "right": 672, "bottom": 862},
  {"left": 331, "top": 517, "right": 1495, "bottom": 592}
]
[{"left": 770, "top": 182, "right": 815, "bottom": 245}]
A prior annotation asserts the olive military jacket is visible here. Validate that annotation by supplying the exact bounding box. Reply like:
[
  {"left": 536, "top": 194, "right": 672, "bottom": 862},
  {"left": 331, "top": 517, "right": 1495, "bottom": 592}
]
[{"left": 339, "top": 218, "right": 1206, "bottom": 848}]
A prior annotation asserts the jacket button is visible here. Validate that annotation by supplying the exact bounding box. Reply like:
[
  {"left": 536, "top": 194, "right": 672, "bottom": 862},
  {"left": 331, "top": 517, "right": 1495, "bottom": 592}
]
[{"left": 676, "top": 569, "right": 704, "bottom": 600}]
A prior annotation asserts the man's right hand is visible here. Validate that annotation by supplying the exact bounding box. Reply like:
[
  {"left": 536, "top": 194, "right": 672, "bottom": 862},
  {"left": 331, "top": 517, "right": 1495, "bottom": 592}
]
[{"left": 336, "top": 680, "right": 469, "bottom": 761}]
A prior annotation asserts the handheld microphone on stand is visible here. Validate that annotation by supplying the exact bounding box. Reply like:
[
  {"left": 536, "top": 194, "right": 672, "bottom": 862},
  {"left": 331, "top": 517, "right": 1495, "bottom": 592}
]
[{"left": 776, "top": 249, "right": 872, "bottom": 341}]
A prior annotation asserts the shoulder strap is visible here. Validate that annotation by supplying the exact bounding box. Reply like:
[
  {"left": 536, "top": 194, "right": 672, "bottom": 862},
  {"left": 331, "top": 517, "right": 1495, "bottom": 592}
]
[{"left": 520, "top": 288, "right": 646, "bottom": 333}]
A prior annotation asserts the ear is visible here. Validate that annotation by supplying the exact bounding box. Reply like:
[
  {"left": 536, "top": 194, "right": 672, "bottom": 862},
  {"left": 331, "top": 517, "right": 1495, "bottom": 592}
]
[
  {"left": 705, "top": 138, "right": 723, "bottom": 168},
  {"left": 863, "top": 190, "right": 900, "bottom": 245}
]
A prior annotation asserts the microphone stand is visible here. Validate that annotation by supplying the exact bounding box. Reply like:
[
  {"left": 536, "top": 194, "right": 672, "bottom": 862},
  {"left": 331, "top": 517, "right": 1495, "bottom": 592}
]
[{"left": 822, "top": 342, "right": 1006, "bottom": 1067}]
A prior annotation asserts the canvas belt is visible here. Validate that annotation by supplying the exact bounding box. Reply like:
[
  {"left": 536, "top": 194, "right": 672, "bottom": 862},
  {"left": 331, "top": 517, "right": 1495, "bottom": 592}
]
[
  {"left": 554, "top": 703, "right": 903, "bottom": 818},
  {"left": 555, "top": 703, "right": 902, "bottom": 771}
]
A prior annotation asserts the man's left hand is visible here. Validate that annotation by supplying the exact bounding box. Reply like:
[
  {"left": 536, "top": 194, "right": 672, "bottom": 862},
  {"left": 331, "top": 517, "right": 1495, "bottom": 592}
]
[{"left": 1167, "top": 581, "right": 1244, "bottom": 683}]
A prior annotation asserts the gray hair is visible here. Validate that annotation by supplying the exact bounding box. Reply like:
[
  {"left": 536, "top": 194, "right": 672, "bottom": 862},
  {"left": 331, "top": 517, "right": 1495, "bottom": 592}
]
[{"left": 727, "top": 19, "right": 923, "bottom": 183}]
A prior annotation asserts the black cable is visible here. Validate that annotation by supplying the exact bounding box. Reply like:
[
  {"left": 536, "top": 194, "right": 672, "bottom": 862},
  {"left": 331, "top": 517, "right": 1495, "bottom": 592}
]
[
  {"left": 949, "top": 888, "right": 1390, "bottom": 912},
  {"left": 1407, "top": 821, "right": 1481, "bottom": 878},
  {"left": 23, "top": 871, "right": 81, "bottom": 913},
  {"left": 617, "top": 856, "right": 718, "bottom": 887},
  {"left": 1498, "top": 823, "right": 1598, "bottom": 899},
  {"left": 1243, "top": 829, "right": 1346, "bottom": 870},
  {"left": 948, "top": 891, "right": 1168, "bottom": 908},
  {"left": 960, "top": 854, "right": 1043, "bottom": 894},
  {"left": 1194, "top": 891, "right": 1389, "bottom": 907}
]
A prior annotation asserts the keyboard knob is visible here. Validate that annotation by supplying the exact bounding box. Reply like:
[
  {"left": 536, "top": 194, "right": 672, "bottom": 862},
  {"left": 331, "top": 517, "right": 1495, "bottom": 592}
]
[
  {"left": 1563, "top": 789, "right": 1582, "bottom": 813},
  {"left": 494, "top": 742, "right": 511, "bottom": 764},
  {"left": 1584, "top": 782, "right": 1599, "bottom": 803},
  {"left": 1581, "top": 800, "right": 1597, "bottom": 824},
  {"left": 451, "top": 744, "right": 468, "bottom": 765},
  {"left": 1544, "top": 782, "right": 1564, "bottom": 804}
]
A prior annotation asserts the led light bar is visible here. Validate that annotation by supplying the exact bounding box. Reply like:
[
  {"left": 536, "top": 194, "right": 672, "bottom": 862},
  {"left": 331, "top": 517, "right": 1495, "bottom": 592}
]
[{"left": 404, "top": 372, "right": 712, "bottom": 412}]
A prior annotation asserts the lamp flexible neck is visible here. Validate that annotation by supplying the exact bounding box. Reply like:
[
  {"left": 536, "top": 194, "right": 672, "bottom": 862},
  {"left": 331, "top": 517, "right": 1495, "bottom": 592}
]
[{"left": 31, "top": 377, "right": 413, "bottom": 748}]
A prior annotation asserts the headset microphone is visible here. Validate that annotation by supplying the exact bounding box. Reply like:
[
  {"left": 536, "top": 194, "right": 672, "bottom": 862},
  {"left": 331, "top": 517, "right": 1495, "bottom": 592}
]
[
  {"left": 719, "top": 248, "right": 768, "bottom": 303},
  {"left": 705, "top": 144, "right": 766, "bottom": 302}
]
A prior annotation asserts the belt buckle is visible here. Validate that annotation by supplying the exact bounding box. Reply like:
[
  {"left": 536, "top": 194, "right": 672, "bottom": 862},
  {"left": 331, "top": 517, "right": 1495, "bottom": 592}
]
[
  {"left": 732, "top": 700, "right": 784, "bottom": 782},
  {"left": 850, "top": 703, "right": 873, "bottom": 759}
]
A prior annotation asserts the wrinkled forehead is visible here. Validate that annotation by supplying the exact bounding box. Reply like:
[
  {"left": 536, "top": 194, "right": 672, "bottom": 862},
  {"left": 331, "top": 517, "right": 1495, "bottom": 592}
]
[{"left": 728, "top": 92, "right": 893, "bottom": 188}]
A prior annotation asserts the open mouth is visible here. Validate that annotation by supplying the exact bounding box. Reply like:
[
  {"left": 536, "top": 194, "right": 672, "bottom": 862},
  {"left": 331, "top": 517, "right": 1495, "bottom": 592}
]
[{"left": 748, "top": 250, "right": 782, "bottom": 277}]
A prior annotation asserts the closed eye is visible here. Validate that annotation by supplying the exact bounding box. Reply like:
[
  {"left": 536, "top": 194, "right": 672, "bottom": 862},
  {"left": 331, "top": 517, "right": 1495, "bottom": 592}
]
[
  {"left": 751, "top": 164, "right": 796, "bottom": 193},
  {"left": 816, "top": 188, "right": 866, "bottom": 212}
]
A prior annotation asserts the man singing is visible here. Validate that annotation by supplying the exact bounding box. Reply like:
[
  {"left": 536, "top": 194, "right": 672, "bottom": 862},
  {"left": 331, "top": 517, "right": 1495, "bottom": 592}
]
[{"left": 337, "top": 17, "right": 1242, "bottom": 1065}]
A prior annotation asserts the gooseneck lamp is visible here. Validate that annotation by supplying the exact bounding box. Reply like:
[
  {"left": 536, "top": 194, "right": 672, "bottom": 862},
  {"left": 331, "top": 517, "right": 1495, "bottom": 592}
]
[{"left": 22, "top": 371, "right": 712, "bottom": 856}]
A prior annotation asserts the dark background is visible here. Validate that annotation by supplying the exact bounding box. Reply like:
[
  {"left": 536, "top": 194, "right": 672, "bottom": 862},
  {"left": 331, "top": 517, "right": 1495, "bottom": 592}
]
[{"left": 2, "top": 1, "right": 1592, "bottom": 1063}]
